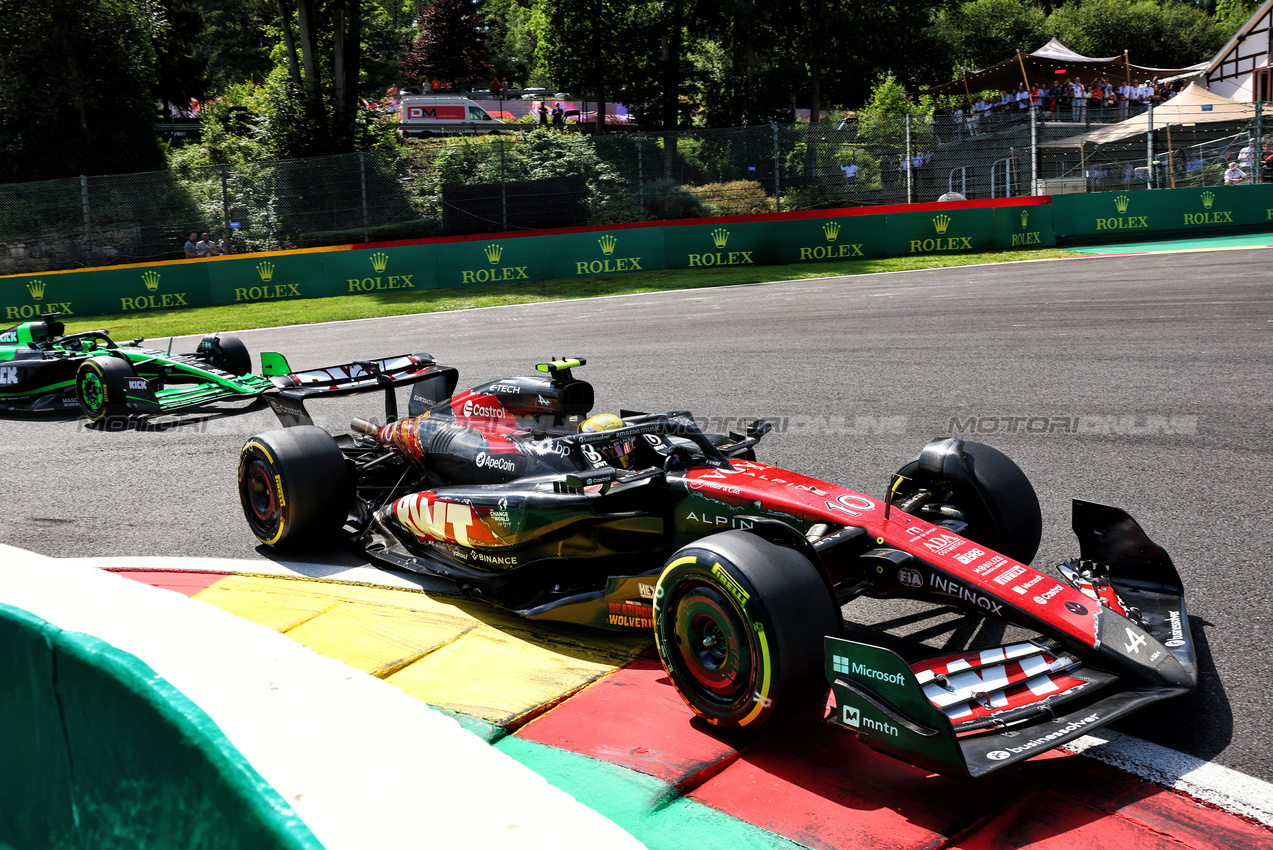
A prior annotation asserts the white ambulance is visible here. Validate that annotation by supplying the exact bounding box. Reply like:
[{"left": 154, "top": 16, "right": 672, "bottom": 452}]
[{"left": 398, "top": 96, "right": 507, "bottom": 137}]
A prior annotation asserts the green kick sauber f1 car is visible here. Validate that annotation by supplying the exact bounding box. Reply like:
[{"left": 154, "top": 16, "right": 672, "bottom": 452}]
[{"left": 0, "top": 313, "right": 275, "bottom": 423}]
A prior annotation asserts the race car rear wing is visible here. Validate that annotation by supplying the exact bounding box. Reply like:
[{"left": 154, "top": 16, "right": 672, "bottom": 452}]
[{"left": 261, "top": 352, "right": 458, "bottom": 427}]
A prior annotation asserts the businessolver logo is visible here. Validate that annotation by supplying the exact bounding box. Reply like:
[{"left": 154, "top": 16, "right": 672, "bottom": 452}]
[
  {"left": 1012, "top": 208, "right": 1043, "bottom": 247},
  {"left": 687, "top": 228, "right": 755, "bottom": 267},
  {"left": 1095, "top": 194, "right": 1148, "bottom": 231},
  {"left": 1183, "top": 189, "right": 1233, "bottom": 226},
  {"left": 234, "top": 259, "right": 305, "bottom": 303},
  {"left": 908, "top": 213, "right": 973, "bottom": 253},
  {"left": 799, "top": 220, "right": 865, "bottom": 261},
  {"left": 575, "top": 234, "right": 643, "bottom": 275},
  {"left": 119, "top": 270, "right": 188, "bottom": 312},
  {"left": 461, "top": 243, "right": 529, "bottom": 284},
  {"left": 350, "top": 250, "right": 417, "bottom": 293},
  {"left": 6, "top": 279, "right": 74, "bottom": 321}
]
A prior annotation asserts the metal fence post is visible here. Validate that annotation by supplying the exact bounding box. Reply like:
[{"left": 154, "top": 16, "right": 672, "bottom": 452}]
[
  {"left": 637, "top": 130, "right": 643, "bottom": 214},
  {"left": 773, "top": 123, "right": 781, "bottom": 212},
  {"left": 1147, "top": 103, "right": 1155, "bottom": 190},
  {"left": 499, "top": 138, "right": 507, "bottom": 232},
  {"left": 80, "top": 175, "right": 93, "bottom": 255},
  {"left": 905, "top": 115, "right": 913, "bottom": 204},
  {"left": 1255, "top": 101, "right": 1264, "bottom": 184},
  {"left": 220, "top": 164, "right": 232, "bottom": 244},
  {"left": 358, "top": 153, "right": 369, "bottom": 242},
  {"left": 1030, "top": 106, "right": 1038, "bottom": 195}
]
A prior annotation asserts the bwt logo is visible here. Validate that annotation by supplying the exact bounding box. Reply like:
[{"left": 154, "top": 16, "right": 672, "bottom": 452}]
[
  {"left": 822, "top": 221, "right": 840, "bottom": 241},
  {"left": 711, "top": 228, "right": 730, "bottom": 249},
  {"left": 141, "top": 270, "right": 161, "bottom": 292},
  {"left": 597, "top": 234, "right": 617, "bottom": 255},
  {"left": 484, "top": 243, "right": 503, "bottom": 264},
  {"left": 256, "top": 261, "right": 275, "bottom": 282},
  {"left": 933, "top": 214, "right": 951, "bottom": 235},
  {"left": 26, "top": 280, "right": 45, "bottom": 300},
  {"left": 370, "top": 251, "right": 389, "bottom": 272}
]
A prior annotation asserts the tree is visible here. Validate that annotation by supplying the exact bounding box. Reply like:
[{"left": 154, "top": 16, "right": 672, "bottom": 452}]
[
  {"left": 0, "top": 0, "right": 165, "bottom": 181},
  {"left": 1045, "top": 0, "right": 1228, "bottom": 69},
  {"left": 402, "top": 0, "right": 495, "bottom": 89},
  {"left": 927, "top": 0, "right": 1048, "bottom": 74}
]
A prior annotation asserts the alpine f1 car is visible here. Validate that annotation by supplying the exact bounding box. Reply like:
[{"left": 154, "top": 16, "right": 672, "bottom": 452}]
[{"left": 237, "top": 355, "right": 1197, "bottom": 778}]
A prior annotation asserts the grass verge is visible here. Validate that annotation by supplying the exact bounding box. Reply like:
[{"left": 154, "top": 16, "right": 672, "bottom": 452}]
[{"left": 67, "top": 247, "right": 1081, "bottom": 340}]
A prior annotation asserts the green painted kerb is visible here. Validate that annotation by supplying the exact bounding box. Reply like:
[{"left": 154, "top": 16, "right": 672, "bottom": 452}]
[{"left": 0, "top": 603, "right": 324, "bottom": 850}]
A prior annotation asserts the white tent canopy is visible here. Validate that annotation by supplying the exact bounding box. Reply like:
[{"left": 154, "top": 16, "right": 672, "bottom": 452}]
[{"left": 1043, "top": 82, "right": 1255, "bottom": 147}]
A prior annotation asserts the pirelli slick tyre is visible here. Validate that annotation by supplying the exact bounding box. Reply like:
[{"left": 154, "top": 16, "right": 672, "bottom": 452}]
[
  {"left": 654, "top": 530, "right": 839, "bottom": 732},
  {"left": 238, "top": 426, "right": 352, "bottom": 550},
  {"left": 894, "top": 439, "right": 1042, "bottom": 564},
  {"left": 76, "top": 356, "right": 134, "bottom": 425}
]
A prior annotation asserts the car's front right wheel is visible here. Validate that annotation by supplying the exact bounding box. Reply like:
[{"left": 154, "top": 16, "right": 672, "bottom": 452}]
[{"left": 654, "top": 530, "right": 840, "bottom": 732}]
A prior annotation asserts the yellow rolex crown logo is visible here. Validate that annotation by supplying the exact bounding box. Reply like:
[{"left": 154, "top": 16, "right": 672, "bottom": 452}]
[
  {"left": 822, "top": 221, "right": 840, "bottom": 242},
  {"left": 256, "top": 261, "right": 275, "bottom": 282},
  {"left": 1114, "top": 194, "right": 1130, "bottom": 214},
  {"left": 370, "top": 251, "right": 389, "bottom": 272},
  {"left": 933, "top": 214, "right": 951, "bottom": 235},
  {"left": 711, "top": 228, "right": 730, "bottom": 249},
  {"left": 26, "top": 280, "right": 45, "bottom": 301},
  {"left": 598, "top": 234, "right": 617, "bottom": 255},
  {"left": 141, "top": 270, "right": 161, "bottom": 292},
  {"left": 484, "top": 243, "right": 503, "bottom": 264},
  {"left": 1020, "top": 210, "right": 1029, "bottom": 229},
  {"left": 1201, "top": 190, "right": 1215, "bottom": 209}
]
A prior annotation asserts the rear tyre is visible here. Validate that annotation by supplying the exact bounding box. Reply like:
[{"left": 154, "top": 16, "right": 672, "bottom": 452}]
[
  {"left": 201, "top": 333, "right": 251, "bottom": 375},
  {"left": 76, "top": 356, "right": 134, "bottom": 425},
  {"left": 654, "top": 530, "right": 839, "bottom": 732},
  {"left": 238, "top": 426, "right": 352, "bottom": 549},
  {"left": 894, "top": 439, "right": 1042, "bottom": 564}
]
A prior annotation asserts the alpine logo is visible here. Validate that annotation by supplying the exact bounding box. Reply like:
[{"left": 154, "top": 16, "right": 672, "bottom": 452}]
[
  {"left": 475, "top": 451, "right": 516, "bottom": 473},
  {"left": 0, "top": 365, "right": 17, "bottom": 384},
  {"left": 462, "top": 399, "right": 506, "bottom": 419}
]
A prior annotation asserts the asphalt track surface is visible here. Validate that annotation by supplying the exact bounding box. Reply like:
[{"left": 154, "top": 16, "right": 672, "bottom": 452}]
[{"left": 2, "top": 246, "right": 1270, "bottom": 785}]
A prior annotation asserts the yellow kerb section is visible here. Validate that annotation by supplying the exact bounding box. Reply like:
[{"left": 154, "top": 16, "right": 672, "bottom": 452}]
[{"left": 193, "top": 574, "right": 648, "bottom": 727}]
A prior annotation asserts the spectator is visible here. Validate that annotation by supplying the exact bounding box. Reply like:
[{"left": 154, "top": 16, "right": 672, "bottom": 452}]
[
  {"left": 1263, "top": 150, "right": 1273, "bottom": 182},
  {"left": 1223, "top": 161, "right": 1247, "bottom": 185},
  {"left": 551, "top": 103, "right": 564, "bottom": 126},
  {"left": 197, "top": 232, "right": 215, "bottom": 256},
  {"left": 183, "top": 232, "right": 199, "bottom": 259},
  {"left": 538, "top": 101, "right": 548, "bottom": 125},
  {"left": 218, "top": 233, "right": 230, "bottom": 255}
]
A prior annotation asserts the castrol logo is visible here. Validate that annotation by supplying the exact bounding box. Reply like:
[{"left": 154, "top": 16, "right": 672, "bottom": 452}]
[{"left": 463, "top": 398, "right": 505, "bottom": 419}]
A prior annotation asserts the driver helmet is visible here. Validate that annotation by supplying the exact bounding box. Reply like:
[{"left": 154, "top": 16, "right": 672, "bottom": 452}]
[{"left": 579, "top": 413, "right": 634, "bottom": 469}]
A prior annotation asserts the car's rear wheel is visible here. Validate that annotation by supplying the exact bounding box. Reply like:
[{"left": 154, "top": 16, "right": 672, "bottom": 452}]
[
  {"left": 238, "top": 426, "right": 352, "bottom": 549},
  {"left": 893, "top": 438, "right": 1042, "bottom": 564},
  {"left": 75, "top": 356, "right": 133, "bottom": 425},
  {"left": 654, "top": 530, "right": 839, "bottom": 732},
  {"left": 200, "top": 333, "right": 251, "bottom": 376}
]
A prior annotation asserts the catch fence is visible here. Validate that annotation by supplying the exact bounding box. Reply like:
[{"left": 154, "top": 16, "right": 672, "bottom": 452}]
[{"left": 1, "top": 102, "right": 1266, "bottom": 276}]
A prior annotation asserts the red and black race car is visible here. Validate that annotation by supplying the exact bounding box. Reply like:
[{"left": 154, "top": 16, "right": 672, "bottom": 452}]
[{"left": 237, "top": 356, "right": 1196, "bottom": 778}]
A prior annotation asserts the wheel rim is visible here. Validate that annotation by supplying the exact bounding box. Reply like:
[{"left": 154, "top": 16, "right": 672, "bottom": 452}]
[
  {"left": 670, "top": 583, "right": 753, "bottom": 705},
  {"left": 79, "top": 371, "right": 104, "bottom": 412},
  {"left": 242, "top": 459, "right": 280, "bottom": 529}
]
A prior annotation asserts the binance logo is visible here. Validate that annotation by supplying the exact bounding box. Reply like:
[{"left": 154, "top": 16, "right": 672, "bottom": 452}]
[
  {"left": 370, "top": 251, "right": 389, "bottom": 272},
  {"left": 1201, "top": 191, "right": 1215, "bottom": 210},
  {"left": 484, "top": 243, "right": 503, "bottom": 264},
  {"left": 26, "top": 280, "right": 45, "bottom": 300},
  {"left": 933, "top": 214, "right": 951, "bottom": 235},
  {"left": 1114, "top": 194, "right": 1130, "bottom": 214},
  {"left": 256, "top": 261, "right": 275, "bottom": 282},
  {"left": 711, "top": 228, "right": 730, "bottom": 249},
  {"left": 822, "top": 221, "right": 840, "bottom": 242},
  {"left": 598, "top": 234, "right": 617, "bottom": 255},
  {"left": 141, "top": 270, "right": 161, "bottom": 292}
]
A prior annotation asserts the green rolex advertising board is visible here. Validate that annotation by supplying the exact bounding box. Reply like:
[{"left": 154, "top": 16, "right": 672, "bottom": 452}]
[
  {"left": 992, "top": 204, "right": 1055, "bottom": 249},
  {"left": 207, "top": 251, "right": 330, "bottom": 306},
  {"left": 885, "top": 206, "right": 997, "bottom": 257},
  {"left": 662, "top": 221, "right": 776, "bottom": 270},
  {"left": 2, "top": 270, "right": 110, "bottom": 323},
  {"left": 550, "top": 227, "right": 667, "bottom": 280},
  {"left": 1051, "top": 184, "right": 1273, "bottom": 239},
  {"left": 768, "top": 215, "right": 888, "bottom": 264},
  {"left": 434, "top": 235, "right": 557, "bottom": 288}
]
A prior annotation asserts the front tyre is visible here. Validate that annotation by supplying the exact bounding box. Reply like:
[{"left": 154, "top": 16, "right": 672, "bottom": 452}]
[
  {"left": 199, "top": 332, "right": 252, "bottom": 375},
  {"left": 654, "top": 530, "right": 839, "bottom": 732},
  {"left": 238, "top": 426, "right": 352, "bottom": 549},
  {"left": 76, "top": 356, "right": 134, "bottom": 425}
]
